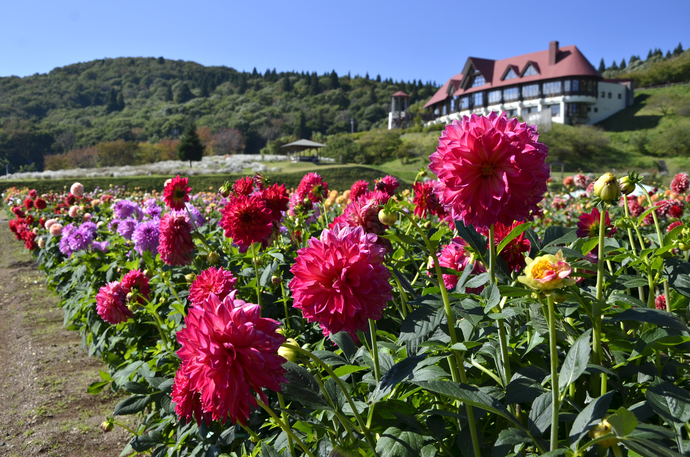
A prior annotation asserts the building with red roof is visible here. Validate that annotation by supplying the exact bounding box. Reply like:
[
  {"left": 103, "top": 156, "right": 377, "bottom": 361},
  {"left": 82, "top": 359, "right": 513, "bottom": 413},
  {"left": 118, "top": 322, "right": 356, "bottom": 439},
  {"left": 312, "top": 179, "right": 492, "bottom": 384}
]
[{"left": 423, "top": 41, "right": 634, "bottom": 126}]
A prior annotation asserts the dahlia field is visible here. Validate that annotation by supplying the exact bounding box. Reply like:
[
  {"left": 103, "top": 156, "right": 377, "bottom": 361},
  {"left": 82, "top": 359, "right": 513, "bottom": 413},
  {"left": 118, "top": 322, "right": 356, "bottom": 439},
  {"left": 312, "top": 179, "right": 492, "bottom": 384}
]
[{"left": 5, "top": 113, "right": 690, "bottom": 457}]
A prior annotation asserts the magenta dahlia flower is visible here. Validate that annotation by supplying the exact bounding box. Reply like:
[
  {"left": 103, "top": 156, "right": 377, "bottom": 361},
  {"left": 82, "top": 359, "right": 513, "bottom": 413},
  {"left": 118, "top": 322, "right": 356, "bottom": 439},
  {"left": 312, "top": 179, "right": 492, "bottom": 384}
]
[
  {"left": 232, "top": 176, "right": 255, "bottom": 196},
  {"left": 576, "top": 208, "right": 616, "bottom": 239},
  {"left": 428, "top": 113, "right": 550, "bottom": 228},
  {"left": 412, "top": 181, "right": 448, "bottom": 219},
  {"left": 436, "top": 238, "right": 485, "bottom": 292},
  {"left": 175, "top": 292, "right": 287, "bottom": 425},
  {"left": 163, "top": 175, "right": 191, "bottom": 210},
  {"left": 220, "top": 195, "right": 274, "bottom": 252},
  {"left": 159, "top": 214, "right": 195, "bottom": 266},
  {"left": 374, "top": 175, "right": 400, "bottom": 196},
  {"left": 188, "top": 267, "right": 238, "bottom": 308},
  {"left": 350, "top": 180, "right": 369, "bottom": 202},
  {"left": 96, "top": 282, "right": 131, "bottom": 324},
  {"left": 121, "top": 270, "right": 151, "bottom": 305},
  {"left": 671, "top": 173, "right": 689, "bottom": 194},
  {"left": 258, "top": 183, "right": 289, "bottom": 221},
  {"left": 290, "top": 225, "right": 392, "bottom": 337},
  {"left": 296, "top": 172, "right": 328, "bottom": 203},
  {"left": 172, "top": 369, "right": 210, "bottom": 426}
]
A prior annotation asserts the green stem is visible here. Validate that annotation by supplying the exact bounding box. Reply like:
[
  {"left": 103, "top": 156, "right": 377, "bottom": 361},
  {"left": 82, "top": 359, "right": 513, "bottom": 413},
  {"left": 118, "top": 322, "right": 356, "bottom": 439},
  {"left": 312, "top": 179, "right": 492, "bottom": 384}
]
[
  {"left": 252, "top": 243, "right": 262, "bottom": 307},
  {"left": 390, "top": 273, "right": 410, "bottom": 318},
  {"left": 293, "top": 347, "right": 379, "bottom": 456},
  {"left": 592, "top": 207, "right": 607, "bottom": 396},
  {"left": 611, "top": 445, "right": 624, "bottom": 457},
  {"left": 256, "top": 398, "right": 316, "bottom": 457},
  {"left": 369, "top": 319, "right": 381, "bottom": 382},
  {"left": 547, "top": 294, "right": 560, "bottom": 451},
  {"left": 641, "top": 187, "right": 673, "bottom": 312},
  {"left": 402, "top": 211, "right": 482, "bottom": 457},
  {"left": 149, "top": 305, "right": 171, "bottom": 349},
  {"left": 113, "top": 420, "right": 138, "bottom": 436},
  {"left": 623, "top": 201, "right": 646, "bottom": 303},
  {"left": 278, "top": 393, "right": 296, "bottom": 457},
  {"left": 162, "top": 273, "right": 184, "bottom": 317},
  {"left": 279, "top": 280, "right": 291, "bottom": 330}
]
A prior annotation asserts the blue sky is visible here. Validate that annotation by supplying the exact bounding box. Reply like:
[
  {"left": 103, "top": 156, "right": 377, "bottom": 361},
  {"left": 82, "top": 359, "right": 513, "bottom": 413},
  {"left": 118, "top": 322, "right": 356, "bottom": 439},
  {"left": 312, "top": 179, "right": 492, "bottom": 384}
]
[{"left": 2, "top": 0, "right": 689, "bottom": 86}]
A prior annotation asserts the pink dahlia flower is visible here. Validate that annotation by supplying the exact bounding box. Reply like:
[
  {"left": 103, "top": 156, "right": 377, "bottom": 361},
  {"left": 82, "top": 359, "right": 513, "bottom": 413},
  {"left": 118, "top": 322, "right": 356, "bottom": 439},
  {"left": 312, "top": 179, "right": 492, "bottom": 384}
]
[
  {"left": 289, "top": 226, "right": 393, "bottom": 337},
  {"left": 573, "top": 174, "right": 590, "bottom": 189},
  {"left": 671, "top": 173, "right": 689, "bottom": 194},
  {"left": 189, "top": 267, "right": 238, "bottom": 308},
  {"left": 350, "top": 180, "right": 369, "bottom": 202},
  {"left": 121, "top": 270, "right": 151, "bottom": 305},
  {"left": 626, "top": 196, "right": 644, "bottom": 217},
  {"left": 428, "top": 112, "right": 550, "bottom": 228},
  {"left": 330, "top": 197, "right": 392, "bottom": 251},
  {"left": 436, "top": 238, "right": 485, "bottom": 292},
  {"left": 258, "top": 183, "right": 289, "bottom": 221},
  {"left": 70, "top": 182, "right": 85, "bottom": 198},
  {"left": 172, "top": 369, "right": 210, "bottom": 426},
  {"left": 296, "top": 172, "right": 328, "bottom": 204},
  {"left": 96, "top": 282, "right": 131, "bottom": 324},
  {"left": 374, "top": 175, "right": 400, "bottom": 196},
  {"left": 163, "top": 175, "right": 191, "bottom": 210},
  {"left": 232, "top": 176, "right": 255, "bottom": 196},
  {"left": 175, "top": 291, "right": 287, "bottom": 425},
  {"left": 159, "top": 214, "right": 194, "bottom": 266},
  {"left": 219, "top": 195, "right": 274, "bottom": 252},
  {"left": 655, "top": 294, "right": 667, "bottom": 311},
  {"left": 483, "top": 221, "right": 530, "bottom": 272}
]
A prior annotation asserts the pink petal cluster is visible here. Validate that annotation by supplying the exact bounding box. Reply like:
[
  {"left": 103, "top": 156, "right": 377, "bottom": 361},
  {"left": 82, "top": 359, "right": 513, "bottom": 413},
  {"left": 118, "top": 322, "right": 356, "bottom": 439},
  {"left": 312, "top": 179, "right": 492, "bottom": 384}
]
[
  {"left": 189, "top": 267, "right": 238, "bottom": 308},
  {"left": 296, "top": 172, "right": 328, "bottom": 204},
  {"left": 412, "top": 181, "right": 448, "bottom": 219},
  {"left": 163, "top": 175, "right": 191, "bottom": 210},
  {"left": 175, "top": 292, "right": 287, "bottom": 425},
  {"left": 331, "top": 193, "right": 392, "bottom": 251},
  {"left": 350, "top": 180, "right": 369, "bottom": 202},
  {"left": 159, "top": 214, "right": 195, "bottom": 266},
  {"left": 573, "top": 174, "right": 590, "bottom": 189},
  {"left": 671, "top": 173, "right": 689, "bottom": 194},
  {"left": 374, "top": 175, "right": 400, "bottom": 196},
  {"left": 436, "top": 238, "right": 485, "bottom": 292},
  {"left": 428, "top": 112, "right": 549, "bottom": 228},
  {"left": 121, "top": 270, "right": 151, "bottom": 305},
  {"left": 576, "top": 208, "right": 616, "bottom": 238},
  {"left": 290, "top": 226, "right": 392, "bottom": 337},
  {"left": 96, "top": 282, "right": 131, "bottom": 324},
  {"left": 219, "top": 195, "right": 274, "bottom": 252}
]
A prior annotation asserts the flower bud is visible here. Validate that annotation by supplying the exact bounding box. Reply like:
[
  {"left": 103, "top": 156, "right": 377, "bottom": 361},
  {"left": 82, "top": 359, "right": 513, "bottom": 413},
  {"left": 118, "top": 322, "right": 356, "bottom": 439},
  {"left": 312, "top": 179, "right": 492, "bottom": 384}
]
[
  {"left": 593, "top": 173, "right": 621, "bottom": 203},
  {"left": 271, "top": 275, "right": 281, "bottom": 286},
  {"left": 100, "top": 418, "right": 114, "bottom": 433},
  {"left": 378, "top": 209, "right": 398, "bottom": 226},
  {"left": 278, "top": 338, "right": 300, "bottom": 362},
  {"left": 207, "top": 251, "right": 220, "bottom": 265},
  {"left": 588, "top": 419, "right": 619, "bottom": 448},
  {"left": 218, "top": 185, "right": 230, "bottom": 198},
  {"left": 618, "top": 176, "right": 635, "bottom": 195},
  {"left": 185, "top": 273, "right": 196, "bottom": 284}
]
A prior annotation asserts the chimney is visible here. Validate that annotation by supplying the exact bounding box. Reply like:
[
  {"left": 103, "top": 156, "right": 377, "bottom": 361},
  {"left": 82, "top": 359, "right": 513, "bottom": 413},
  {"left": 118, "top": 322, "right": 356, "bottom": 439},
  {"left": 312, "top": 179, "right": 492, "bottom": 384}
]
[{"left": 549, "top": 41, "right": 559, "bottom": 65}]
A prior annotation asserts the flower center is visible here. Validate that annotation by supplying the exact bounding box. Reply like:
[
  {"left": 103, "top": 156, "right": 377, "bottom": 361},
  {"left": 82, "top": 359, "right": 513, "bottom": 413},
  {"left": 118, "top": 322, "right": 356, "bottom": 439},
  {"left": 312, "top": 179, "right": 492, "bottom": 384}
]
[
  {"left": 174, "top": 189, "right": 186, "bottom": 199},
  {"left": 480, "top": 163, "right": 495, "bottom": 177},
  {"left": 530, "top": 258, "right": 555, "bottom": 279}
]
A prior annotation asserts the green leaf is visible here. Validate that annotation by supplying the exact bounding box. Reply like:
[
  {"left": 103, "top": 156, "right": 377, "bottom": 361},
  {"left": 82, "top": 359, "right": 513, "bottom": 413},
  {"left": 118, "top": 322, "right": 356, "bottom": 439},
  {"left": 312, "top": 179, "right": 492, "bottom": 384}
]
[
  {"left": 663, "top": 257, "right": 690, "bottom": 299},
  {"left": 333, "top": 365, "right": 368, "bottom": 377},
  {"left": 329, "top": 332, "right": 358, "bottom": 362},
  {"left": 646, "top": 380, "right": 690, "bottom": 426},
  {"left": 543, "top": 227, "right": 577, "bottom": 247},
  {"left": 114, "top": 394, "right": 153, "bottom": 415},
  {"left": 580, "top": 237, "right": 600, "bottom": 255},
  {"left": 280, "top": 361, "right": 333, "bottom": 411},
  {"left": 130, "top": 431, "right": 164, "bottom": 452},
  {"left": 417, "top": 380, "right": 523, "bottom": 429},
  {"left": 609, "top": 308, "right": 689, "bottom": 332},
  {"left": 607, "top": 407, "right": 638, "bottom": 437},
  {"left": 497, "top": 222, "right": 531, "bottom": 255},
  {"left": 123, "top": 381, "right": 149, "bottom": 395},
  {"left": 528, "top": 392, "right": 553, "bottom": 438},
  {"left": 569, "top": 391, "right": 614, "bottom": 448},
  {"left": 375, "top": 427, "right": 425, "bottom": 457},
  {"left": 493, "top": 428, "right": 532, "bottom": 457},
  {"left": 260, "top": 444, "right": 281, "bottom": 457},
  {"left": 87, "top": 380, "right": 109, "bottom": 395},
  {"left": 372, "top": 354, "right": 428, "bottom": 402},
  {"left": 399, "top": 299, "right": 444, "bottom": 350},
  {"left": 454, "top": 221, "right": 487, "bottom": 259},
  {"left": 559, "top": 330, "right": 591, "bottom": 395}
]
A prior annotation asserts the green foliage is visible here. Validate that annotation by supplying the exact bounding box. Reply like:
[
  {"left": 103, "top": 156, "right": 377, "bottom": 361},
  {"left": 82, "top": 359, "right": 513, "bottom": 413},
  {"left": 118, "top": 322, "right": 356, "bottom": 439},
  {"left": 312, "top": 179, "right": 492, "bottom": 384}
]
[
  {"left": 540, "top": 124, "right": 613, "bottom": 170},
  {"left": 177, "top": 122, "right": 205, "bottom": 165},
  {"left": 174, "top": 82, "right": 195, "bottom": 104}
]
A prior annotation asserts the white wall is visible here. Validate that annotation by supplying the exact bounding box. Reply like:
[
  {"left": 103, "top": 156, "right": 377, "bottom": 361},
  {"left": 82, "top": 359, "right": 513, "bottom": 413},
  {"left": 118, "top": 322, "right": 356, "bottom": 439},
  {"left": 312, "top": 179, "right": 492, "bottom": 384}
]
[{"left": 588, "top": 82, "right": 628, "bottom": 123}]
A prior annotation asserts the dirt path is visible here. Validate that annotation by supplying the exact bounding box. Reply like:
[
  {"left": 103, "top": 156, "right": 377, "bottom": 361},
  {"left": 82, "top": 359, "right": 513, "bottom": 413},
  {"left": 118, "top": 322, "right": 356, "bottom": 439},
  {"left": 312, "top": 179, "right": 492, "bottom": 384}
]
[{"left": 0, "top": 221, "right": 131, "bottom": 456}]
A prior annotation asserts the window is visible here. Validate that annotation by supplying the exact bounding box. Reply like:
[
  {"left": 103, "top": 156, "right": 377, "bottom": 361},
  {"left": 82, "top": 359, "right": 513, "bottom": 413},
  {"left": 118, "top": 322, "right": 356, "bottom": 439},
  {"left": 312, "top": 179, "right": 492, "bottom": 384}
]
[
  {"left": 587, "top": 107, "right": 591, "bottom": 112},
  {"left": 503, "top": 68, "right": 518, "bottom": 80},
  {"left": 522, "top": 64, "right": 538, "bottom": 77},
  {"left": 572, "top": 80, "right": 580, "bottom": 92},
  {"left": 474, "top": 92, "right": 484, "bottom": 106},
  {"left": 550, "top": 105, "right": 561, "bottom": 116},
  {"left": 522, "top": 84, "right": 540, "bottom": 99},
  {"left": 564, "top": 80, "right": 571, "bottom": 92},
  {"left": 594, "top": 107, "right": 598, "bottom": 112},
  {"left": 461, "top": 97, "right": 469, "bottom": 110},
  {"left": 433, "top": 107, "right": 440, "bottom": 115},
  {"left": 488, "top": 90, "right": 501, "bottom": 104},
  {"left": 601, "top": 91, "right": 605, "bottom": 97},
  {"left": 543, "top": 81, "right": 562, "bottom": 96},
  {"left": 505, "top": 109, "right": 518, "bottom": 117},
  {"left": 443, "top": 104, "right": 447, "bottom": 115},
  {"left": 587, "top": 81, "right": 593, "bottom": 93},
  {"left": 608, "top": 92, "right": 612, "bottom": 99},
  {"left": 503, "top": 87, "right": 519, "bottom": 101},
  {"left": 566, "top": 103, "right": 588, "bottom": 117},
  {"left": 618, "top": 93, "right": 622, "bottom": 99},
  {"left": 471, "top": 75, "right": 485, "bottom": 87}
]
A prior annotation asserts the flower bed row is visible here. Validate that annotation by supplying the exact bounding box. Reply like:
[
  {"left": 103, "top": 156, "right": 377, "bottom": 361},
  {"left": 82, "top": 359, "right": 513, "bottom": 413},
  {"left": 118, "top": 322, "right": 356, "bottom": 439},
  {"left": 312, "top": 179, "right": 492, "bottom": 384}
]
[{"left": 5, "top": 112, "right": 690, "bottom": 457}]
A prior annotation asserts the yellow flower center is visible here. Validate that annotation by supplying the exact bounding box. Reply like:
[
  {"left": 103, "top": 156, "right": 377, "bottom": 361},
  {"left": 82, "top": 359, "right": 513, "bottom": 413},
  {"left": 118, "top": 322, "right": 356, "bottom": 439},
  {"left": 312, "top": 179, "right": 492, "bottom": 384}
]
[{"left": 530, "top": 258, "right": 555, "bottom": 279}]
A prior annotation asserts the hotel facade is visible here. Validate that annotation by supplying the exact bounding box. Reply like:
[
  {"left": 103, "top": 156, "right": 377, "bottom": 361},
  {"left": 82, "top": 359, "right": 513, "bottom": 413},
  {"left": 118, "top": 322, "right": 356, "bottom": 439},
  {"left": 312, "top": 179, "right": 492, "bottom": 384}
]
[{"left": 423, "top": 42, "right": 634, "bottom": 126}]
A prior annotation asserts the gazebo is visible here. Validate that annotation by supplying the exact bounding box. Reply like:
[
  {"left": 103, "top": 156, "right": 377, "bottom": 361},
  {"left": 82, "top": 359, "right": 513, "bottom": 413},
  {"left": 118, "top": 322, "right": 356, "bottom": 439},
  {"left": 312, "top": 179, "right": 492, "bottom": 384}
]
[{"left": 280, "top": 139, "right": 327, "bottom": 163}]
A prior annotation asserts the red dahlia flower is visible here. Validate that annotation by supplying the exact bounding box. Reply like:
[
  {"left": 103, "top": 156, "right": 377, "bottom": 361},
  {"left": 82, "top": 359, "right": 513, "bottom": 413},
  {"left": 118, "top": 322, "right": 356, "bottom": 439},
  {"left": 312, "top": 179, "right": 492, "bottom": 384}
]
[
  {"left": 232, "top": 176, "right": 255, "bottom": 196},
  {"left": 350, "top": 180, "right": 369, "bottom": 202},
  {"left": 188, "top": 267, "right": 237, "bottom": 308},
  {"left": 289, "top": 226, "right": 392, "bottom": 337},
  {"left": 28, "top": 189, "right": 38, "bottom": 199},
  {"left": 576, "top": 208, "right": 616, "bottom": 238},
  {"left": 428, "top": 112, "right": 549, "bottom": 228},
  {"left": 96, "top": 282, "right": 131, "bottom": 324},
  {"left": 34, "top": 198, "right": 47, "bottom": 210},
  {"left": 258, "top": 183, "right": 289, "bottom": 221},
  {"left": 175, "top": 292, "right": 287, "bottom": 425},
  {"left": 412, "top": 181, "right": 448, "bottom": 219},
  {"left": 296, "top": 172, "right": 328, "bottom": 203},
  {"left": 667, "top": 220, "right": 683, "bottom": 233},
  {"left": 121, "top": 270, "right": 151, "bottom": 305},
  {"left": 24, "top": 198, "right": 34, "bottom": 209},
  {"left": 671, "top": 173, "right": 689, "bottom": 194},
  {"left": 172, "top": 369, "right": 210, "bottom": 426},
  {"left": 484, "top": 221, "right": 531, "bottom": 272},
  {"left": 220, "top": 195, "right": 274, "bottom": 252},
  {"left": 655, "top": 294, "right": 667, "bottom": 311},
  {"left": 159, "top": 214, "right": 195, "bottom": 266},
  {"left": 164, "top": 175, "right": 192, "bottom": 210},
  {"left": 374, "top": 175, "right": 400, "bottom": 196}
]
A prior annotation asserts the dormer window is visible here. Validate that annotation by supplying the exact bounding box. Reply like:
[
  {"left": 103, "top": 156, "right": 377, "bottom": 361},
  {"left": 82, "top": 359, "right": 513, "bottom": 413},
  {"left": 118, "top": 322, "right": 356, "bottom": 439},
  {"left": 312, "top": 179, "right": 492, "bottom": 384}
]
[
  {"left": 522, "top": 64, "right": 538, "bottom": 77},
  {"left": 471, "top": 75, "right": 485, "bottom": 87},
  {"left": 503, "top": 68, "right": 518, "bottom": 80}
]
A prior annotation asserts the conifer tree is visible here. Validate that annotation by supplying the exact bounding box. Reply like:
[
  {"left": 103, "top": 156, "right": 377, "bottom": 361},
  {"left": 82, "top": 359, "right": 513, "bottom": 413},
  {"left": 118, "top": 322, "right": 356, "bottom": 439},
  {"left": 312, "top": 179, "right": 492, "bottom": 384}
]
[
  {"left": 237, "top": 74, "right": 248, "bottom": 94},
  {"left": 647, "top": 49, "right": 653, "bottom": 60},
  {"left": 619, "top": 58, "right": 626, "bottom": 69},
  {"left": 666, "top": 50, "right": 672, "bottom": 59},
  {"left": 163, "top": 85, "right": 173, "bottom": 102},
  {"left": 376, "top": 74, "right": 381, "bottom": 82},
  {"left": 611, "top": 60, "right": 619, "bottom": 70},
  {"left": 674, "top": 42, "right": 684, "bottom": 56},
  {"left": 175, "top": 83, "right": 195, "bottom": 103},
  {"left": 330, "top": 70, "right": 339, "bottom": 89},
  {"left": 116, "top": 91, "right": 125, "bottom": 110},
  {"left": 105, "top": 88, "right": 120, "bottom": 113},
  {"left": 282, "top": 76, "right": 291, "bottom": 92},
  {"left": 310, "top": 72, "right": 320, "bottom": 95},
  {"left": 598, "top": 58, "right": 606, "bottom": 73},
  {"left": 157, "top": 56, "right": 165, "bottom": 64},
  {"left": 177, "top": 121, "right": 205, "bottom": 167},
  {"left": 199, "top": 78, "right": 209, "bottom": 97},
  {"left": 294, "top": 111, "right": 306, "bottom": 138},
  {"left": 252, "top": 67, "right": 258, "bottom": 77},
  {"left": 91, "top": 91, "right": 102, "bottom": 106}
]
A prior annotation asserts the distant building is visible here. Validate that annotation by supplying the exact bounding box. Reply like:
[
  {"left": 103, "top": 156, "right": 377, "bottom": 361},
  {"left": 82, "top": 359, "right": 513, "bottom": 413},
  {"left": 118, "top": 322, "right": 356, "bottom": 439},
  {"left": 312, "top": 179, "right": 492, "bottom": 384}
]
[{"left": 424, "top": 41, "right": 634, "bottom": 126}]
